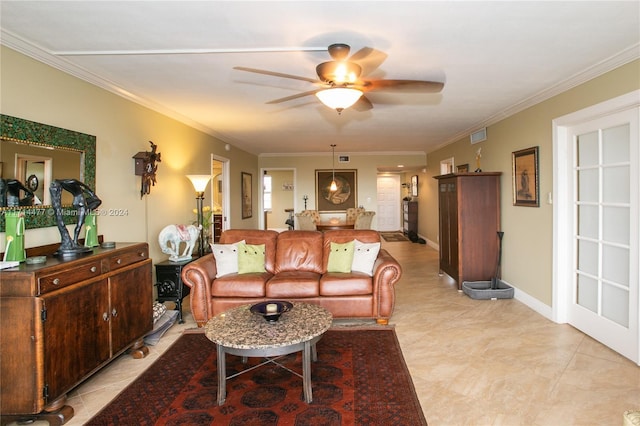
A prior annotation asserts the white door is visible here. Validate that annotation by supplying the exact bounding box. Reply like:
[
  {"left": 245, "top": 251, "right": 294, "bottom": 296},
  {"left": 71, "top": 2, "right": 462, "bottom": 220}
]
[
  {"left": 376, "top": 175, "right": 401, "bottom": 232},
  {"left": 554, "top": 95, "right": 639, "bottom": 364}
]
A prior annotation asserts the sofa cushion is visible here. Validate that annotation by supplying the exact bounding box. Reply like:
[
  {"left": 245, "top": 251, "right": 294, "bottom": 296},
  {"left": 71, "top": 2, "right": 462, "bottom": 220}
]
[
  {"left": 266, "top": 271, "right": 321, "bottom": 298},
  {"left": 327, "top": 241, "right": 355, "bottom": 273},
  {"left": 351, "top": 239, "right": 381, "bottom": 276},
  {"left": 275, "top": 230, "right": 324, "bottom": 274},
  {"left": 211, "top": 272, "right": 271, "bottom": 297},
  {"left": 320, "top": 273, "right": 373, "bottom": 296},
  {"left": 210, "top": 240, "right": 244, "bottom": 278},
  {"left": 220, "top": 229, "right": 279, "bottom": 274},
  {"left": 237, "top": 243, "right": 266, "bottom": 274}
]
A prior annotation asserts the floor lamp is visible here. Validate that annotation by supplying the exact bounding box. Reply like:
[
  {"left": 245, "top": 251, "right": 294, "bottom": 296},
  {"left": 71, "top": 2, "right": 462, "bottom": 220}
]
[{"left": 186, "top": 174, "right": 211, "bottom": 257}]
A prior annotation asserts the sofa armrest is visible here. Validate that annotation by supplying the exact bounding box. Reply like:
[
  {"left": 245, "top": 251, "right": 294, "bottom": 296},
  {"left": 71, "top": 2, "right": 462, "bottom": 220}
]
[
  {"left": 181, "top": 254, "right": 217, "bottom": 327},
  {"left": 372, "top": 249, "right": 403, "bottom": 320}
]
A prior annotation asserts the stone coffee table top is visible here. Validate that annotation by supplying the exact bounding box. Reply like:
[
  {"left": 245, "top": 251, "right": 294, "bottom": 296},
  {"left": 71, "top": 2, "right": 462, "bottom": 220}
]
[{"left": 205, "top": 302, "right": 333, "bottom": 350}]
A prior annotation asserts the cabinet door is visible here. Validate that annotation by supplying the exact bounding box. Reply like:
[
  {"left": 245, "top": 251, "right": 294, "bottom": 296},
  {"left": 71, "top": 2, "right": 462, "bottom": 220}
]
[
  {"left": 439, "top": 181, "right": 459, "bottom": 280},
  {"left": 0, "top": 297, "right": 43, "bottom": 413},
  {"left": 109, "top": 260, "right": 153, "bottom": 355},
  {"left": 43, "top": 279, "right": 110, "bottom": 403}
]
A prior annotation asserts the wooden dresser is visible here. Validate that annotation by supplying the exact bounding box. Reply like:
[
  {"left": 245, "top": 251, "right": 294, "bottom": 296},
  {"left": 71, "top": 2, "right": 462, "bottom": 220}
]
[
  {"left": 402, "top": 200, "right": 418, "bottom": 235},
  {"left": 0, "top": 242, "right": 153, "bottom": 425},
  {"left": 434, "top": 173, "right": 502, "bottom": 289}
]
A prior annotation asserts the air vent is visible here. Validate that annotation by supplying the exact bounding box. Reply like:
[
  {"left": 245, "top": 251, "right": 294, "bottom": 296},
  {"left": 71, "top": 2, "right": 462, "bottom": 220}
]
[{"left": 470, "top": 128, "right": 487, "bottom": 144}]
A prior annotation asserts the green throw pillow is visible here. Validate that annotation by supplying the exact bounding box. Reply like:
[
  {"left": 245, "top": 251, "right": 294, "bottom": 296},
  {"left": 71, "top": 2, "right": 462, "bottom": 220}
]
[
  {"left": 237, "top": 243, "right": 266, "bottom": 274},
  {"left": 327, "top": 241, "right": 355, "bottom": 273}
]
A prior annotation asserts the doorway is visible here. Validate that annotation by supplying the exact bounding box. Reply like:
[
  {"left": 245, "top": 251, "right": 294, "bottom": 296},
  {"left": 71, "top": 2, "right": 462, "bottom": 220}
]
[
  {"left": 212, "top": 156, "right": 230, "bottom": 242},
  {"left": 262, "top": 168, "right": 295, "bottom": 232},
  {"left": 553, "top": 91, "right": 639, "bottom": 364},
  {"left": 376, "top": 174, "right": 401, "bottom": 232}
]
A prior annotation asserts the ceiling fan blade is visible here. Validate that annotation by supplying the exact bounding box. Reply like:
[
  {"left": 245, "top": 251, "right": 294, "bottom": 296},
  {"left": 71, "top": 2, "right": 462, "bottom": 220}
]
[
  {"left": 234, "top": 66, "right": 320, "bottom": 84},
  {"left": 266, "top": 89, "right": 320, "bottom": 104},
  {"left": 365, "top": 79, "right": 444, "bottom": 93},
  {"left": 352, "top": 95, "right": 374, "bottom": 112},
  {"left": 348, "top": 47, "right": 388, "bottom": 77}
]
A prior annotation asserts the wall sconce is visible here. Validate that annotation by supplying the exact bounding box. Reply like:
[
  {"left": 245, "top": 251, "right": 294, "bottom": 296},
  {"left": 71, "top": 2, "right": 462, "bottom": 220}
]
[{"left": 186, "top": 174, "right": 211, "bottom": 257}]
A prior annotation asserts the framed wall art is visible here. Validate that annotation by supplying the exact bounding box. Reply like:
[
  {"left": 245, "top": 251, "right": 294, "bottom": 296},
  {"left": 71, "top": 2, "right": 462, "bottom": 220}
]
[
  {"left": 512, "top": 146, "right": 539, "bottom": 207},
  {"left": 315, "top": 169, "right": 357, "bottom": 212},
  {"left": 411, "top": 175, "right": 419, "bottom": 197},
  {"left": 456, "top": 163, "right": 469, "bottom": 173},
  {"left": 241, "top": 171, "right": 252, "bottom": 218}
]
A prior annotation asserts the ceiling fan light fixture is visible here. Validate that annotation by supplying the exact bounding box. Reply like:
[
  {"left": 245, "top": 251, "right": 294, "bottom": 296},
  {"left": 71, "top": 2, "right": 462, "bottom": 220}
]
[{"left": 316, "top": 88, "right": 363, "bottom": 114}]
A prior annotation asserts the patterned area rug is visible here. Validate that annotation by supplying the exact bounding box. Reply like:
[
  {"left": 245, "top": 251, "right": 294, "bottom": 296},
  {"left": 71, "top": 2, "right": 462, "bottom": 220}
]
[
  {"left": 87, "top": 328, "right": 427, "bottom": 425},
  {"left": 380, "top": 232, "right": 410, "bottom": 242}
]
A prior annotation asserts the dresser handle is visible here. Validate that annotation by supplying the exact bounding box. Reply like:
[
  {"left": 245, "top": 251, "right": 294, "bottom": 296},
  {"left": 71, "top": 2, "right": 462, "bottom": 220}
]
[
  {"left": 116, "top": 259, "right": 122, "bottom": 264},
  {"left": 112, "top": 308, "right": 118, "bottom": 317},
  {"left": 90, "top": 266, "right": 97, "bottom": 273},
  {"left": 139, "top": 252, "right": 145, "bottom": 257},
  {"left": 53, "top": 278, "right": 60, "bottom": 285},
  {"left": 103, "top": 312, "right": 109, "bottom": 321}
]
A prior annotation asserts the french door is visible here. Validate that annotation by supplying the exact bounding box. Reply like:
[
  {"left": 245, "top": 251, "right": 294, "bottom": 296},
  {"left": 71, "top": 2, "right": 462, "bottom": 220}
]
[{"left": 554, "top": 93, "right": 639, "bottom": 364}]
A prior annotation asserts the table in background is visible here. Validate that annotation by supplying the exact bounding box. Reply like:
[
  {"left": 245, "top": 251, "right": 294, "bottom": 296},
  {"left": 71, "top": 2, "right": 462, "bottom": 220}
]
[{"left": 316, "top": 220, "right": 354, "bottom": 231}]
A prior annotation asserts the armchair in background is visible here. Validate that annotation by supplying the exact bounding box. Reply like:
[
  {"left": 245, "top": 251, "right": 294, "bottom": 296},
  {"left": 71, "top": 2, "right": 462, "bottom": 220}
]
[
  {"left": 295, "top": 212, "right": 317, "bottom": 230},
  {"left": 354, "top": 211, "right": 376, "bottom": 229},
  {"left": 346, "top": 207, "right": 365, "bottom": 222}
]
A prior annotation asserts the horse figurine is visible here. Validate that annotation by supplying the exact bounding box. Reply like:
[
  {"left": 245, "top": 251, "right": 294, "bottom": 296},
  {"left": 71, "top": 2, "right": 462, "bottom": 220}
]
[{"left": 158, "top": 224, "right": 201, "bottom": 261}]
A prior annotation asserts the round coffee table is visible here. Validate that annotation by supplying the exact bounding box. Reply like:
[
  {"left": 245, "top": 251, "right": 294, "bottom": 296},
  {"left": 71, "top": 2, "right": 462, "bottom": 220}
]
[{"left": 205, "top": 302, "right": 333, "bottom": 405}]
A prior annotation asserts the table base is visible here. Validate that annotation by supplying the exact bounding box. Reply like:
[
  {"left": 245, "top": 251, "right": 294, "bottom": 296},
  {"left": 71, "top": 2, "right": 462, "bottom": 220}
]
[{"left": 216, "top": 335, "right": 322, "bottom": 405}]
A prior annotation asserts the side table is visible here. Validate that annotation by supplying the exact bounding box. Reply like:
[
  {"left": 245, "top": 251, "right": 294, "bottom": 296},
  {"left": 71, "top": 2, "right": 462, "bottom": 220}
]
[{"left": 154, "top": 257, "right": 196, "bottom": 323}]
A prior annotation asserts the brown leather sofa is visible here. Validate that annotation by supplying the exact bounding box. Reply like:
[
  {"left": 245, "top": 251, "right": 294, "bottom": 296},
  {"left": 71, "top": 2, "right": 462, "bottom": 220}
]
[{"left": 182, "top": 229, "right": 402, "bottom": 326}]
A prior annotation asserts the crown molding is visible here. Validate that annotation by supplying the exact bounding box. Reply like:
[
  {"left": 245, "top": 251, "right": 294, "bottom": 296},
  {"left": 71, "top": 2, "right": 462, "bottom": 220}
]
[{"left": 431, "top": 42, "right": 640, "bottom": 153}]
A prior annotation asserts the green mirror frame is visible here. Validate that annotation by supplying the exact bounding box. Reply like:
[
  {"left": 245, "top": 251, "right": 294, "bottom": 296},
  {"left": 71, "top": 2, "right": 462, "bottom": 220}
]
[{"left": 0, "top": 114, "right": 96, "bottom": 232}]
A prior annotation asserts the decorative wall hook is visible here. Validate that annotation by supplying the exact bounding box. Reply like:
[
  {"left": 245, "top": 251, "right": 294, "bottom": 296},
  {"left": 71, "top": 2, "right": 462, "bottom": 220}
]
[{"left": 133, "top": 141, "right": 161, "bottom": 198}]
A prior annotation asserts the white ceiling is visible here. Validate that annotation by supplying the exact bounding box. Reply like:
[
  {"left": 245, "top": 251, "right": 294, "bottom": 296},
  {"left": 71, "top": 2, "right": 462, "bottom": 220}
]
[{"left": 1, "top": 1, "right": 639, "bottom": 159}]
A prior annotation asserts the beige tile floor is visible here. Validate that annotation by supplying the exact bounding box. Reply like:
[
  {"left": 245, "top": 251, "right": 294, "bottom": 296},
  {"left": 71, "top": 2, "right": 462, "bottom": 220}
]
[{"left": 6, "top": 240, "right": 639, "bottom": 425}]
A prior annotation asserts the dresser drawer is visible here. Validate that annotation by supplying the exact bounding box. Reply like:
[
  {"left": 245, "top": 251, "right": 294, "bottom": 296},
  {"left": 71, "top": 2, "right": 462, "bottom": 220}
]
[
  {"left": 39, "top": 260, "right": 102, "bottom": 294},
  {"left": 108, "top": 246, "right": 149, "bottom": 270}
]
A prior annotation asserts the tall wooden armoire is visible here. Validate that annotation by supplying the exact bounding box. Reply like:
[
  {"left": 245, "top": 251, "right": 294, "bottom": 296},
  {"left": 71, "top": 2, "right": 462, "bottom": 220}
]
[{"left": 434, "top": 172, "right": 502, "bottom": 289}]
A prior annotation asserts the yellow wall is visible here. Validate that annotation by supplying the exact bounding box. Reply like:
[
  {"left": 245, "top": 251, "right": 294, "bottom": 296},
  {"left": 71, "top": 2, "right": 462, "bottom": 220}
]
[
  {"left": 424, "top": 59, "right": 640, "bottom": 306},
  {"left": 0, "top": 46, "right": 259, "bottom": 262}
]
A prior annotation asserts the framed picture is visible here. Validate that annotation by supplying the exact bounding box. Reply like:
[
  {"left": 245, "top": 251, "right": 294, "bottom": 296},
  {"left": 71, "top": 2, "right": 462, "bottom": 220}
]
[
  {"left": 241, "top": 172, "right": 252, "bottom": 218},
  {"left": 411, "top": 175, "right": 418, "bottom": 197},
  {"left": 315, "top": 169, "right": 357, "bottom": 212},
  {"left": 512, "top": 146, "right": 539, "bottom": 207},
  {"left": 456, "top": 163, "right": 469, "bottom": 173}
]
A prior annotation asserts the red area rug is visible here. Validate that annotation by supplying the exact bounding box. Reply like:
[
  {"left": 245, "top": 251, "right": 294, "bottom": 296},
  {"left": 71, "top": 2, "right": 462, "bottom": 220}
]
[{"left": 87, "top": 328, "right": 427, "bottom": 425}]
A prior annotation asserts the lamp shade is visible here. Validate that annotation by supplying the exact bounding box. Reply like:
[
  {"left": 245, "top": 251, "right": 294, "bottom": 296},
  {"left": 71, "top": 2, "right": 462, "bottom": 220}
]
[
  {"left": 315, "top": 88, "right": 363, "bottom": 111},
  {"left": 186, "top": 175, "right": 211, "bottom": 193}
]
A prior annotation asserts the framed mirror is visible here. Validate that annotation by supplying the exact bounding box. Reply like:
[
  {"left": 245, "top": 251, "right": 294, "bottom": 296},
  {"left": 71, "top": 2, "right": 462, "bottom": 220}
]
[{"left": 0, "top": 114, "right": 96, "bottom": 231}]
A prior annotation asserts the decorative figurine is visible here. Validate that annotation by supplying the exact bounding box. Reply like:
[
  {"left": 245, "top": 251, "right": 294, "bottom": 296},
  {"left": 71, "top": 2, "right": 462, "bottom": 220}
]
[
  {"left": 475, "top": 147, "right": 482, "bottom": 172},
  {"left": 49, "top": 179, "right": 102, "bottom": 257},
  {"left": 158, "top": 223, "right": 201, "bottom": 262},
  {"left": 1, "top": 179, "right": 35, "bottom": 207}
]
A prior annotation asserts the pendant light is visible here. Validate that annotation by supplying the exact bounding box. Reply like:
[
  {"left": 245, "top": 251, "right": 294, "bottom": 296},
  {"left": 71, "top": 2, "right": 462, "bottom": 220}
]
[{"left": 330, "top": 144, "right": 337, "bottom": 192}]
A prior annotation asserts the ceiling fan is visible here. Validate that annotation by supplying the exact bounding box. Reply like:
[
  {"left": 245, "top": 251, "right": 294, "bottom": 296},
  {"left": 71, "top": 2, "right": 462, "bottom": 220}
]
[{"left": 234, "top": 43, "right": 444, "bottom": 114}]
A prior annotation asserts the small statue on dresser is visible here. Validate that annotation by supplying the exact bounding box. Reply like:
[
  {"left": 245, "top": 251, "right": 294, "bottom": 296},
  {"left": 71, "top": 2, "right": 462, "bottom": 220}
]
[{"left": 50, "top": 179, "right": 102, "bottom": 257}]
